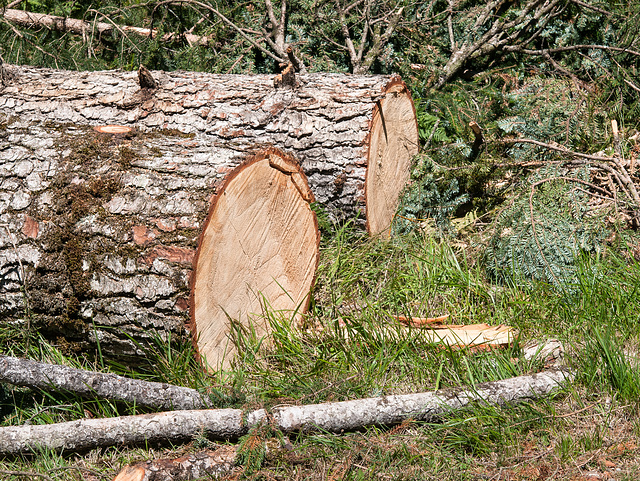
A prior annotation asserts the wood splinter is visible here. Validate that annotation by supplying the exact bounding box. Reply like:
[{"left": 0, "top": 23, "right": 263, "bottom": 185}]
[{"left": 274, "top": 62, "right": 296, "bottom": 89}]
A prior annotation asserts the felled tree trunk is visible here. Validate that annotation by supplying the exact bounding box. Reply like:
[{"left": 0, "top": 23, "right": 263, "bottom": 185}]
[
  {"left": 0, "top": 116, "right": 317, "bottom": 364},
  {"left": 0, "top": 64, "right": 419, "bottom": 233},
  {"left": 0, "top": 64, "right": 417, "bottom": 365}
]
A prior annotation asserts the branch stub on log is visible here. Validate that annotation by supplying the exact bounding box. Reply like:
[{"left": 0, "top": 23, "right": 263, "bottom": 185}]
[{"left": 93, "top": 125, "right": 133, "bottom": 134}]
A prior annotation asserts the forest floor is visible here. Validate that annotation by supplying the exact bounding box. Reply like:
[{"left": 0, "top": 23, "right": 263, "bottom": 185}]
[{"left": 2, "top": 226, "right": 640, "bottom": 480}]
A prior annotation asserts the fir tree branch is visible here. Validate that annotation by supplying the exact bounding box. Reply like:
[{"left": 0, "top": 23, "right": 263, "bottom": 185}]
[
  {"left": 505, "top": 44, "right": 640, "bottom": 57},
  {"left": 500, "top": 138, "right": 614, "bottom": 161}
]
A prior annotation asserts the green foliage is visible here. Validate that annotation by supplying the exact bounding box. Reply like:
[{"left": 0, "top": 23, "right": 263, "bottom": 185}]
[
  {"left": 498, "top": 78, "right": 609, "bottom": 156},
  {"left": 580, "top": 327, "right": 640, "bottom": 403},
  {"left": 484, "top": 166, "right": 608, "bottom": 288},
  {"left": 393, "top": 155, "right": 468, "bottom": 236}
]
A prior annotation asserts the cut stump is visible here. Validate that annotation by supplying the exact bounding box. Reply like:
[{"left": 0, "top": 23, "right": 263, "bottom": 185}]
[{"left": 191, "top": 149, "right": 320, "bottom": 370}]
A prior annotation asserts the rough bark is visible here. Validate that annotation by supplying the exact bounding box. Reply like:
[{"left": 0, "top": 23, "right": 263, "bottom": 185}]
[
  {"left": 0, "top": 128, "right": 316, "bottom": 363},
  {"left": 0, "top": 65, "right": 417, "bottom": 361},
  {"left": 112, "top": 446, "right": 237, "bottom": 481},
  {"left": 0, "top": 369, "right": 572, "bottom": 454},
  {"left": 0, "top": 119, "right": 220, "bottom": 359},
  {"left": 0, "top": 355, "right": 213, "bottom": 410},
  {"left": 0, "top": 64, "right": 419, "bottom": 231}
]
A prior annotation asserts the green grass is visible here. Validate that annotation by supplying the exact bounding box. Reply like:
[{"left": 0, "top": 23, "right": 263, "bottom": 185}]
[{"left": 2, "top": 226, "right": 640, "bottom": 479}]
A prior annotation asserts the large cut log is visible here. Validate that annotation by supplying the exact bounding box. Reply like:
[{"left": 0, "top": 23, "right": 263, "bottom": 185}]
[
  {"left": 191, "top": 150, "right": 320, "bottom": 369},
  {"left": 0, "top": 64, "right": 419, "bottom": 233},
  {"left": 0, "top": 110, "right": 317, "bottom": 364},
  {"left": 0, "top": 369, "right": 572, "bottom": 454}
]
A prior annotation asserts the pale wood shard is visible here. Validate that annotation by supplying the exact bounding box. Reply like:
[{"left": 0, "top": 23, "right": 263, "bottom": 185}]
[
  {"left": 366, "top": 80, "right": 420, "bottom": 236},
  {"left": 191, "top": 149, "right": 320, "bottom": 371},
  {"left": 112, "top": 446, "right": 237, "bottom": 481},
  {"left": 421, "top": 323, "right": 515, "bottom": 349},
  {"left": 93, "top": 125, "right": 133, "bottom": 134},
  {"left": 393, "top": 316, "right": 514, "bottom": 349},
  {"left": 394, "top": 314, "right": 450, "bottom": 327},
  {"left": 0, "top": 355, "right": 212, "bottom": 410},
  {"left": 0, "top": 369, "right": 573, "bottom": 454}
]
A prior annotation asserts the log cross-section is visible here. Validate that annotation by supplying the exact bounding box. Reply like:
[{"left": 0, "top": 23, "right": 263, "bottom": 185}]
[{"left": 191, "top": 149, "right": 320, "bottom": 370}]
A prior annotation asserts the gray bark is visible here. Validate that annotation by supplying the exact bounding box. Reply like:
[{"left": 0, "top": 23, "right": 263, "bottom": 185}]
[
  {"left": 0, "top": 355, "right": 212, "bottom": 410},
  {"left": 0, "top": 368, "right": 572, "bottom": 454},
  {"left": 0, "top": 64, "right": 404, "bottom": 223},
  {"left": 112, "top": 446, "right": 237, "bottom": 481},
  {"left": 0, "top": 119, "right": 216, "bottom": 359}
]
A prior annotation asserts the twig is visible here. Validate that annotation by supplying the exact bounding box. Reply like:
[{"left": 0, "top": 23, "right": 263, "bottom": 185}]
[
  {"left": 0, "top": 470, "right": 53, "bottom": 481},
  {"left": 151, "top": 0, "right": 286, "bottom": 65},
  {"left": 569, "top": 0, "right": 617, "bottom": 16},
  {"left": 50, "top": 465, "right": 111, "bottom": 480},
  {"left": 508, "top": 44, "right": 640, "bottom": 57},
  {"left": 424, "top": 118, "right": 440, "bottom": 149},
  {"left": 297, "top": 374, "right": 358, "bottom": 402},
  {"left": 506, "top": 402, "right": 596, "bottom": 429},
  {"left": 4, "top": 0, "right": 23, "bottom": 9},
  {"left": 500, "top": 138, "right": 615, "bottom": 161}
]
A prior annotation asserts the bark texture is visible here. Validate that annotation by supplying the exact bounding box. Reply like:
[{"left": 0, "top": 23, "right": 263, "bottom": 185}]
[
  {"left": 112, "top": 446, "right": 237, "bottom": 481},
  {"left": 0, "top": 355, "right": 212, "bottom": 410},
  {"left": 0, "top": 120, "right": 221, "bottom": 359},
  {"left": 0, "top": 65, "right": 417, "bottom": 360},
  {"left": 0, "top": 64, "right": 418, "bottom": 228},
  {"left": 0, "top": 369, "right": 572, "bottom": 454},
  {"left": 0, "top": 409, "right": 247, "bottom": 454}
]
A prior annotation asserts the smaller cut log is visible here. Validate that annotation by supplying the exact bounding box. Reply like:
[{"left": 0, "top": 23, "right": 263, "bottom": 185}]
[
  {"left": 0, "top": 369, "right": 572, "bottom": 454},
  {"left": 190, "top": 149, "right": 320, "bottom": 371},
  {"left": 0, "top": 355, "right": 212, "bottom": 410}
]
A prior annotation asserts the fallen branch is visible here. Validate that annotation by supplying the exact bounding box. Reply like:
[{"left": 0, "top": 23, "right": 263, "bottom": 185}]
[
  {"left": 2, "top": 8, "right": 211, "bottom": 45},
  {"left": 0, "top": 355, "right": 213, "bottom": 411},
  {"left": 502, "top": 137, "right": 640, "bottom": 209},
  {"left": 0, "top": 369, "right": 573, "bottom": 454},
  {"left": 500, "top": 137, "right": 614, "bottom": 161}
]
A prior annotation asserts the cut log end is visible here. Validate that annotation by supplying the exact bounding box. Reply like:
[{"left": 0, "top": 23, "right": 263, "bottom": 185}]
[
  {"left": 190, "top": 148, "right": 320, "bottom": 371},
  {"left": 93, "top": 125, "right": 133, "bottom": 134},
  {"left": 365, "top": 78, "right": 420, "bottom": 237}
]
